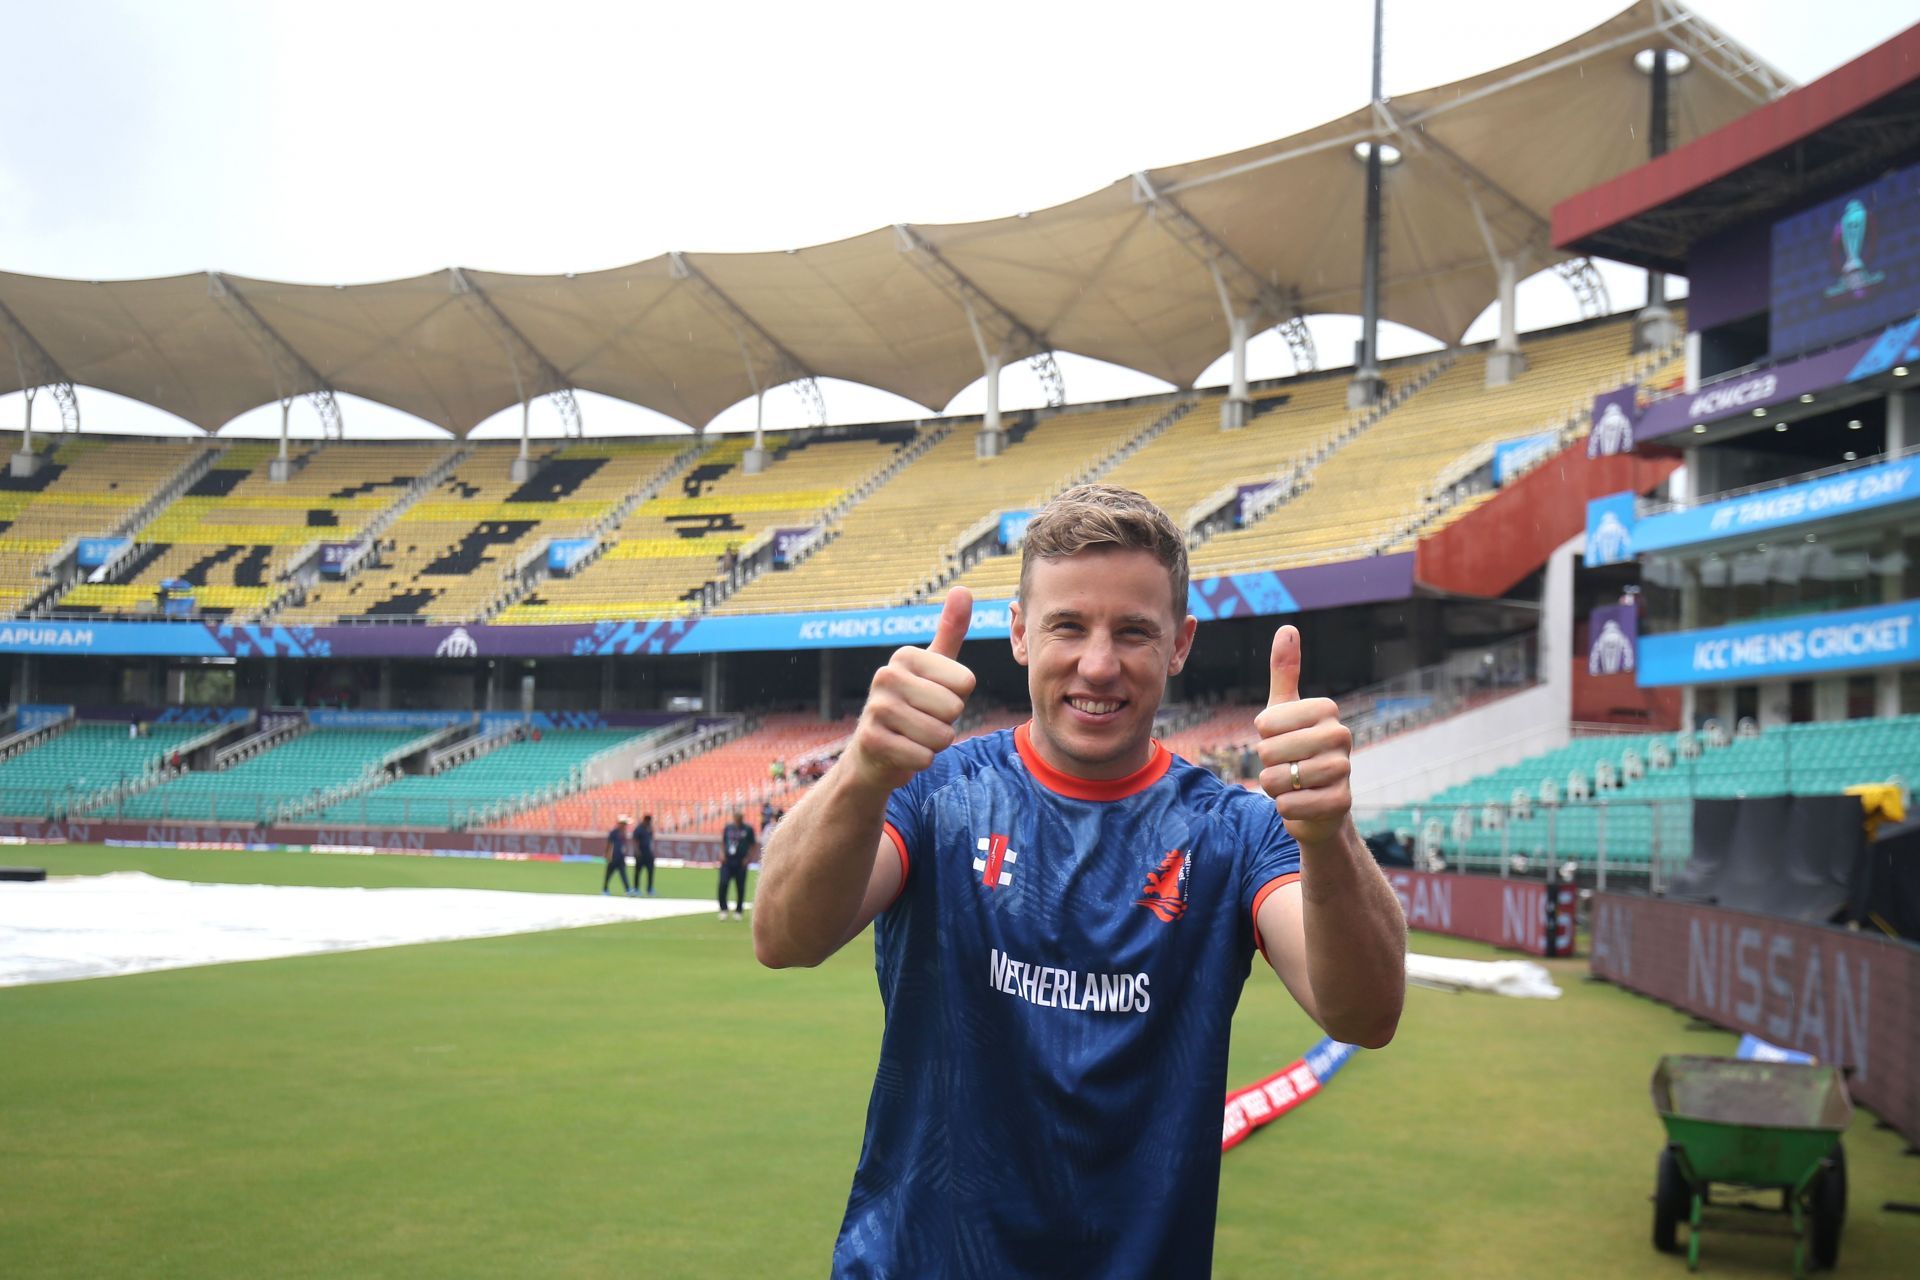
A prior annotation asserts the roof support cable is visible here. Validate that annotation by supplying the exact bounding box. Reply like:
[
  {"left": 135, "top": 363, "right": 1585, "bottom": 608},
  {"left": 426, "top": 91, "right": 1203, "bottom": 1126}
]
[
  {"left": 207, "top": 273, "right": 342, "bottom": 457},
  {"left": 669, "top": 251, "right": 826, "bottom": 434},
  {"left": 1131, "top": 171, "right": 1318, "bottom": 378},
  {"left": 894, "top": 223, "right": 1066, "bottom": 409},
  {"left": 450, "top": 268, "right": 579, "bottom": 470}
]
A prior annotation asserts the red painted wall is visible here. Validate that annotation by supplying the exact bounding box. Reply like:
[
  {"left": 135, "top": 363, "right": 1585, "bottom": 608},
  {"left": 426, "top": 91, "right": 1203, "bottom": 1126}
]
[{"left": 1416, "top": 444, "right": 1679, "bottom": 599}]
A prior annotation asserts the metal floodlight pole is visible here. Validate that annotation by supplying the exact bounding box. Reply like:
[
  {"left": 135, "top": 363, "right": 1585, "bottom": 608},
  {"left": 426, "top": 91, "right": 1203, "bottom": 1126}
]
[
  {"left": 1648, "top": 48, "right": 1671, "bottom": 310},
  {"left": 1353, "top": 0, "right": 1387, "bottom": 405}
]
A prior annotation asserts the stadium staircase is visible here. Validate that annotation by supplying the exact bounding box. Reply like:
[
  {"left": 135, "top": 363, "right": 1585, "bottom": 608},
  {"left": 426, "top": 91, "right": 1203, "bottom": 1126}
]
[
  {"left": 313, "top": 726, "right": 676, "bottom": 829},
  {"left": 213, "top": 713, "right": 311, "bottom": 769},
  {"left": 1391, "top": 335, "right": 1685, "bottom": 555},
  {"left": 476, "top": 438, "right": 709, "bottom": 623},
  {"left": 914, "top": 397, "right": 1201, "bottom": 604},
  {"left": 1372, "top": 716, "right": 1920, "bottom": 874},
  {"left": 256, "top": 440, "right": 473, "bottom": 622},
  {"left": 46, "top": 441, "right": 320, "bottom": 620},
  {"left": 100, "top": 725, "right": 453, "bottom": 825},
  {"left": 1179, "top": 355, "right": 1451, "bottom": 568},
  {"left": 497, "top": 712, "right": 858, "bottom": 834},
  {"left": 1188, "top": 317, "right": 1660, "bottom": 577},
  {"left": 0, "top": 707, "right": 75, "bottom": 774},
  {"left": 698, "top": 422, "right": 958, "bottom": 615},
  {"left": 69, "top": 714, "right": 260, "bottom": 815},
  {"left": 1, "top": 720, "right": 210, "bottom": 818},
  {"left": 746, "top": 418, "right": 956, "bottom": 587},
  {"left": 19, "top": 439, "right": 228, "bottom": 619},
  {"left": 503, "top": 427, "right": 930, "bottom": 623},
  {"left": 279, "top": 721, "right": 475, "bottom": 822},
  {"left": 1416, "top": 346, "right": 1686, "bottom": 601}
]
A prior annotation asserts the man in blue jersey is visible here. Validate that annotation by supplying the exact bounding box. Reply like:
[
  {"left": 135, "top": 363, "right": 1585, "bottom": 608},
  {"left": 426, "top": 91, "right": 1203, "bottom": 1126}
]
[{"left": 754, "top": 484, "right": 1406, "bottom": 1278}]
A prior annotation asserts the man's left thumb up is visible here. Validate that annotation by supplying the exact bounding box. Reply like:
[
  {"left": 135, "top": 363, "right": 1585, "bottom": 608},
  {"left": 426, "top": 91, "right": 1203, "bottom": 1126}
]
[{"left": 1268, "top": 625, "right": 1302, "bottom": 706}]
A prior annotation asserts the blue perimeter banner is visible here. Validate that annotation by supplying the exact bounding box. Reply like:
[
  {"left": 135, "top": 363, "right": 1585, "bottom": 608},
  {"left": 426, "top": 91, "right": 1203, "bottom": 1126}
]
[
  {"left": 1637, "top": 455, "right": 1920, "bottom": 553},
  {"left": 0, "top": 555, "right": 1415, "bottom": 660},
  {"left": 1584, "top": 455, "right": 1920, "bottom": 565},
  {"left": 1637, "top": 599, "right": 1920, "bottom": 686}
]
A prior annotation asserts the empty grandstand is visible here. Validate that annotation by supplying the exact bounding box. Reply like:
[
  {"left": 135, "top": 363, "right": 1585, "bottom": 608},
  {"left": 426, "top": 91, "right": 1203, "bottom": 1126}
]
[
  {"left": 1370, "top": 717, "right": 1920, "bottom": 873},
  {"left": 277, "top": 439, "right": 688, "bottom": 624},
  {"left": 504, "top": 426, "right": 918, "bottom": 622},
  {"left": 718, "top": 401, "right": 1181, "bottom": 613},
  {"left": 101, "top": 725, "right": 450, "bottom": 825},
  {"left": 1190, "top": 314, "right": 1679, "bottom": 576},
  {"left": 0, "top": 718, "right": 207, "bottom": 816},
  {"left": 498, "top": 713, "right": 857, "bottom": 835},
  {"left": 0, "top": 434, "right": 211, "bottom": 617},
  {"left": 310, "top": 726, "right": 666, "bottom": 829}
]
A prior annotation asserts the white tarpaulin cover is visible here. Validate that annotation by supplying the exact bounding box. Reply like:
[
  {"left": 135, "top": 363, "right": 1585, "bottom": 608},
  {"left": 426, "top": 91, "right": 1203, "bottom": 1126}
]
[
  {"left": 1408, "top": 952, "right": 1563, "bottom": 999},
  {"left": 0, "top": 871, "right": 719, "bottom": 987}
]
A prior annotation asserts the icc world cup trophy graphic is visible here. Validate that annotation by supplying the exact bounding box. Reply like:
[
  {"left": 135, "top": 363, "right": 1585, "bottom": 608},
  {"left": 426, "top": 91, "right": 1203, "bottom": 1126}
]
[{"left": 1828, "top": 198, "right": 1886, "bottom": 299}]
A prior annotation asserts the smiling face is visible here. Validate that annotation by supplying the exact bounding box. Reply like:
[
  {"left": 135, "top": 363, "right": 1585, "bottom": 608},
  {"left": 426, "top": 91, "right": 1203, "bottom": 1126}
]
[{"left": 1010, "top": 547, "right": 1197, "bottom": 780}]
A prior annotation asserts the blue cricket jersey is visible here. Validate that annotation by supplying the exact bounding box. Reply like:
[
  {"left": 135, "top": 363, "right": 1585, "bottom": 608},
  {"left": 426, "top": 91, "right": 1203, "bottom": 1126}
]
[{"left": 832, "top": 723, "right": 1301, "bottom": 1278}]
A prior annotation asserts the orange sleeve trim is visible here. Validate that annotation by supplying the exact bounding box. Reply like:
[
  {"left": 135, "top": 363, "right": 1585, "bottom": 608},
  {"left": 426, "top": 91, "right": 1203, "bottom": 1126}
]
[
  {"left": 881, "top": 821, "right": 911, "bottom": 910},
  {"left": 1250, "top": 872, "right": 1302, "bottom": 961}
]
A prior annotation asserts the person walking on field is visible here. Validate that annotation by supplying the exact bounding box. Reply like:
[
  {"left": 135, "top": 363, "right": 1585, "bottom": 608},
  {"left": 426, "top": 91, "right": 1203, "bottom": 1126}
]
[
  {"left": 752, "top": 483, "right": 1406, "bottom": 1279},
  {"left": 602, "top": 815, "right": 633, "bottom": 896},
  {"left": 632, "top": 813, "right": 657, "bottom": 896},
  {"left": 718, "top": 810, "right": 755, "bottom": 920}
]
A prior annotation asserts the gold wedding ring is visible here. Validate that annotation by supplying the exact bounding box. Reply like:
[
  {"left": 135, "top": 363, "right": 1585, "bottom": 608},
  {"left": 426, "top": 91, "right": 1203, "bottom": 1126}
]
[{"left": 1289, "top": 761, "right": 1303, "bottom": 792}]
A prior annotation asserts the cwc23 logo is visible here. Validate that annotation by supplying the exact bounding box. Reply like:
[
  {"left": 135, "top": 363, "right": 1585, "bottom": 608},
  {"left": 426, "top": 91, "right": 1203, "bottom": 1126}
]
[{"left": 1826, "top": 198, "right": 1887, "bottom": 300}]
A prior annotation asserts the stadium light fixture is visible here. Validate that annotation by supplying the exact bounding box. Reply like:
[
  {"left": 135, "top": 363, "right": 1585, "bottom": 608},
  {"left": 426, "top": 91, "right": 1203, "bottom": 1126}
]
[
  {"left": 1752, "top": 407, "right": 1767, "bottom": 417},
  {"left": 1633, "top": 49, "right": 1692, "bottom": 76},
  {"left": 1799, "top": 394, "right": 1815, "bottom": 403},
  {"left": 1849, "top": 420, "right": 1864, "bottom": 430},
  {"left": 1691, "top": 423, "right": 1706, "bottom": 433},
  {"left": 1896, "top": 366, "right": 1910, "bottom": 377},
  {"left": 1774, "top": 423, "right": 1788, "bottom": 432},
  {"left": 1844, "top": 451, "right": 1858, "bottom": 460},
  {"left": 1351, "top": 141, "right": 1403, "bottom": 167}
]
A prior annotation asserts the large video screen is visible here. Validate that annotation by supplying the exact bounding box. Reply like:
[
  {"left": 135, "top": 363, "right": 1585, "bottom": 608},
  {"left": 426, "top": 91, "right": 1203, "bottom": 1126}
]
[{"left": 1770, "top": 161, "right": 1920, "bottom": 359}]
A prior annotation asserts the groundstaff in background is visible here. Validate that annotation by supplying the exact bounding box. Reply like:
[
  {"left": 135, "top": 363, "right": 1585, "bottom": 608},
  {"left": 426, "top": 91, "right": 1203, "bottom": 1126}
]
[
  {"left": 632, "top": 813, "right": 656, "bottom": 897},
  {"left": 754, "top": 484, "right": 1407, "bottom": 1279},
  {"left": 718, "top": 811, "right": 755, "bottom": 920},
  {"left": 602, "top": 815, "right": 633, "bottom": 897}
]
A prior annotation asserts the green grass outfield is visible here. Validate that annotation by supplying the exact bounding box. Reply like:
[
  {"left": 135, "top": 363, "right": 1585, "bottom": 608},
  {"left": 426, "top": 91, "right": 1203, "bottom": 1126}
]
[{"left": 2, "top": 844, "right": 1914, "bottom": 1278}]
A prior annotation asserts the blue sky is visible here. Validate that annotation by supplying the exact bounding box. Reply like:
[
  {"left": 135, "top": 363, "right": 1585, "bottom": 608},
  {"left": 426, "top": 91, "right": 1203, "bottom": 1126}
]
[{"left": 2, "top": 0, "right": 1914, "bottom": 439}]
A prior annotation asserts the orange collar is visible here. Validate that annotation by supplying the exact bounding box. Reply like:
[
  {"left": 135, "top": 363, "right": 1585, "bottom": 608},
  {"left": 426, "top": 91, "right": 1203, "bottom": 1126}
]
[{"left": 1014, "top": 720, "right": 1171, "bottom": 801}]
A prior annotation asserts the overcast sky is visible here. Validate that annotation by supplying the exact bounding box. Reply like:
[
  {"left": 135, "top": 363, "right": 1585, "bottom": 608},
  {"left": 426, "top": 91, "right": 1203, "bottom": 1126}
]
[{"left": 2, "top": 0, "right": 1915, "bottom": 441}]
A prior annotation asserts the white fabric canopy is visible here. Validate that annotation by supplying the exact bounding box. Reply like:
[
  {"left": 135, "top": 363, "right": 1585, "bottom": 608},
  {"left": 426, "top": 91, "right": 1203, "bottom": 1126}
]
[{"left": 0, "top": 1, "right": 1784, "bottom": 434}]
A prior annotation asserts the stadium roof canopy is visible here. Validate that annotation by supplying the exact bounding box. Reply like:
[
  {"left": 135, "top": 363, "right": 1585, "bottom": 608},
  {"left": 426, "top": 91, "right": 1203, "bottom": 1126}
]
[
  {"left": 0, "top": 0, "right": 1787, "bottom": 437},
  {"left": 1553, "top": 20, "right": 1920, "bottom": 273}
]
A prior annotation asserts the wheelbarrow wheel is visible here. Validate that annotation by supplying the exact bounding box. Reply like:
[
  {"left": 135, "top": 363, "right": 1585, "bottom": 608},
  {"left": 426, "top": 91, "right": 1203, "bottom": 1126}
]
[
  {"left": 1810, "top": 1147, "right": 1845, "bottom": 1270},
  {"left": 1653, "top": 1146, "right": 1689, "bottom": 1254}
]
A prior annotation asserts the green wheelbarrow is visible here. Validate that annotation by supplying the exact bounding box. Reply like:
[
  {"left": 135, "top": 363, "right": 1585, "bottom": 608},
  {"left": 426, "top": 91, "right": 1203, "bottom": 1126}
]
[{"left": 1650, "top": 1055, "right": 1851, "bottom": 1276}]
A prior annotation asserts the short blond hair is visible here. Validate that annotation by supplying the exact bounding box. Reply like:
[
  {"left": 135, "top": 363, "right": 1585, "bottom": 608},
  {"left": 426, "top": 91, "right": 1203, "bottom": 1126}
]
[{"left": 1018, "top": 484, "right": 1188, "bottom": 617}]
